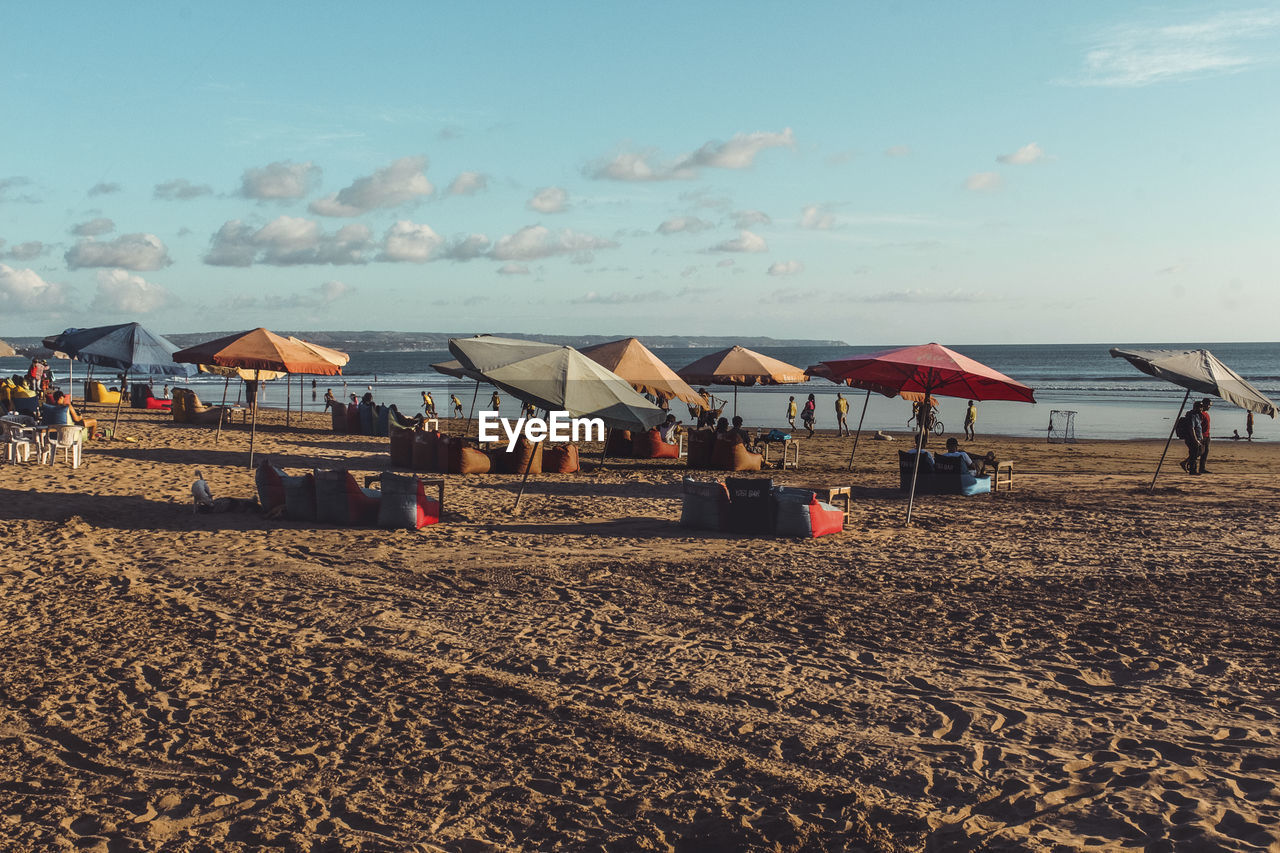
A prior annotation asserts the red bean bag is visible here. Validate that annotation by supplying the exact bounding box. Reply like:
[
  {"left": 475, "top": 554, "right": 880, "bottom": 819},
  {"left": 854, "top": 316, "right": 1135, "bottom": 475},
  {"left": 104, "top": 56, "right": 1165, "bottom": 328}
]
[
  {"left": 144, "top": 397, "right": 172, "bottom": 410},
  {"left": 345, "top": 402, "right": 360, "bottom": 434},
  {"left": 254, "top": 460, "right": 287, "bottom": 513},
  {"left": 712, "top": 436, "right": 763, "bottom": 472},
  {"left": 633, "top": 428, "right": 679, "bottom": 459},
  {"left": 543, "top": 444, "right": 580, "bottom": 474}
]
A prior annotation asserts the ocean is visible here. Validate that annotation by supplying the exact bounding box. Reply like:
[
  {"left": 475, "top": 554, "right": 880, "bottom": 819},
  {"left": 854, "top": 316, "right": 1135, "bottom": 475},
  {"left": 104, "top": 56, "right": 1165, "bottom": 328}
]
[{"left": 4, "top": 342, "right": 1276, "bottom": 441}]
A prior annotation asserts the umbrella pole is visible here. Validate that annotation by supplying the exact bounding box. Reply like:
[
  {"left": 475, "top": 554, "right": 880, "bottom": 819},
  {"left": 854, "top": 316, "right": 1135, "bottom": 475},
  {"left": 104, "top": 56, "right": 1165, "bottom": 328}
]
[
  {"left": 904, "top": 387, "right": 933, "bottom": 526},
  {"left": 111, "top": 370, "right": 127, "bottom": 439},
  {"left": 512, "top": 410, "right": 543, "bottom": 512},
  {"left": 598, "top": 427, "right": 610, "bottom": 473},
  {"left": 214, "top": 376, "right": 231, "bottom": 445},
  {"left": 733, "top": 386, "right": 738, "bottom": 419},
  {"left": 1150, "top": 389, "right": 1191, "bottom": 494},
  {"left": 464, "top": 380, "right": 480, "bottom": 437},
  {"left": 248, "top": 368, "right": 260, "bottom": 469},
  {"left": 286, "top": 374, "right": 291, "bottom": 428},
  {"left": 847, "top": 389, "right": 871, "bottom": 470}
]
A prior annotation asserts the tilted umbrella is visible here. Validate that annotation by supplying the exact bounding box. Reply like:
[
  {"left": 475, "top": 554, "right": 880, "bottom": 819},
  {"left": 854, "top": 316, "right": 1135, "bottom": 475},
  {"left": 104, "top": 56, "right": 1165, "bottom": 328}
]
[
  {"left": 173, "top": 328, "right": 345, "bottom": 468},
  {"left": 821, "top": 342, "right": 1036, "bottom": 525},
  {"left": 43, "top": 322, "right": 196, "bottom": 436},
  {"left": 676, "top": 345, "right": 808, "bottom": 418},
  {"left": 1110, "top": 347, "right": 1276, "bottom": 492},
  {"left": 580, "top": 337, "right": 708, "bottom": 408},
  {"left": 449, "top": 336, "right": 665, "bottom": 509}
]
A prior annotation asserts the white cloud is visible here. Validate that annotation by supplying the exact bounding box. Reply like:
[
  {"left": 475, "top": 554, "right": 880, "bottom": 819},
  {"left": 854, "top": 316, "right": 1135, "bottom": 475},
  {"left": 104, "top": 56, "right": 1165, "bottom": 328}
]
[
  {"left": 768, "top": 260, "right": 805, "bottom": 276},
  {"left": 204, "top": 216, "right": 373, "bottom": 266},
  {"left": 1071, "top": 11, "right": 1280, "bottom": 87},
  {"left": 4, "top": 241, "right": 46, "bottom": 261},
  {"left": 800, "top": 204, "right": 837, "bottom": 230},
  {"left": 656, "top": 216, "right": 714, "bottom": 234},
  {"left": 733, "top": 209, "right": 772, "bottom": 229},
  {"left": 710, "top": 230, "right": 767, "bottom": 253},
  {"left": 71, "top": 217, "right": 115, "bottom": 237},
  {"left": 439, "top": 233, "right": 492, "bottom": 261},
  {"left": 528, "top": 186, "right": 569, "bottom": 213},
  {"left": 852, "top": 288, "right": 996, "bottom": 303},
  {"left": 587, "top": 128, "right": 794, "bottom": 181},
  {"left": 66, "top": 233, "right": 172, "bottom": 270},
  {"left": 309, "top": 156, "right": 433, "bottom": 216},
  {"left": 964, "top": 172, "right": 1003, "bottom": 192},
  {"left": 491, "top": 225, "right": 618, "bottom": 261},
  {"left": 448, "top": 171, "right": 488, "bottom": 196},
  {"left": 88, "top": 181, "right": 121, "bottom": 196},
  {"left": 379, "top": 220, "right": 443, "bottom": 263},
  {"left": 239, "top": 160, "right": 320, "bottom": 200},
  {"left": 716, "top": 258, "right": 736, "bottom": 268},
  {"left": 0, "top": 264, "right": 69, "bottom": 311},
  {"left": 154, "top": 178, "right": 213, "bottom": 200},
  {"left": 91, "top": 269, "right": 172, "bottom": 313},
  {"left": 885, "top": 145, "right": 912, "bottom": 157},
  {"left": 997, "top": 142, "right": 1045, "bottom": 165},
  {"left": 0, "top": 176, "right": 38, "bottom": 203},
  {"left": 497, "top": 263, "right": 530, "bottom": 275},
  {"left": 572, "top": 290, "right": 670, "bottom": 305}
]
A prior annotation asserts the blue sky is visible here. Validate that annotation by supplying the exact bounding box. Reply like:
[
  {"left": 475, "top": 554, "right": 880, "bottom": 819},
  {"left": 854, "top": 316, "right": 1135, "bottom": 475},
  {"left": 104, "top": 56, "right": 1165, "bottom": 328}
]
[{"left": 2, "top": 2, "right": 1278, "bottom": 344}]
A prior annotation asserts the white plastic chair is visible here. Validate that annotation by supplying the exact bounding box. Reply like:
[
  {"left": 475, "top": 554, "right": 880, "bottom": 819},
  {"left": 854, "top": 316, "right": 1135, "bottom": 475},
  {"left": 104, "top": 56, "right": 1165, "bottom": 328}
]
[
  {"left": 44, "top": 424, "right": 84, "bottom": 468},
  {"left": 2, "top": 416, "right": 39, "bottom": 464}
]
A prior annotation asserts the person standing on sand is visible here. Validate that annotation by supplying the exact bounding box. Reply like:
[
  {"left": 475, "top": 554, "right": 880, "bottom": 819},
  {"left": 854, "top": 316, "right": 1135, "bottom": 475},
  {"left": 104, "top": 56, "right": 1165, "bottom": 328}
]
[
  {"left": 1180, "top": 400, "right": 1204, "bottom": 474},
  {"left": 422, "top": 390, "right": 436, "bottom": 418},
  {"left": 786, "top": 396, "right": 797, "bottom": 430},
  {"left": 964, "top": 400, "right": 977, "bottom": 441},
  {"left": 450, "top": 394, "right": 464, "bottom": 418},
  {"left": 1247, "top": 410, "right": 1254, "bottom": 441},
  {"left": 489, "top": 390, "right": 501, "bottom": 412},
  {"left": 801, "top": 394, "right": 816, "bottom": 438},
  {"left": 1198, "top": 398, "right": 1213, "bottom": 473},
  {"left": 323, "top": 389, "right": 336, "bottom": 411},
  {"left": 835, "top": 393, "right": 850, "bottom": 436}
]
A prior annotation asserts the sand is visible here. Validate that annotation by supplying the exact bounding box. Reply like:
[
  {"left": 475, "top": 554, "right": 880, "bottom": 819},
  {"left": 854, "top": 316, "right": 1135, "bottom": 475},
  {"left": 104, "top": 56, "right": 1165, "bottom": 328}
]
[{"left": 1, "top": 407, "right": 1278, "bottom": 852}]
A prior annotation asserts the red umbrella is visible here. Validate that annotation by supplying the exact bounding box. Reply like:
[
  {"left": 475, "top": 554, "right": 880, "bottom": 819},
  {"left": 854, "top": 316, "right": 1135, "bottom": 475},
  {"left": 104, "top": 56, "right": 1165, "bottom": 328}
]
[{"left": 820, "top": 343, "right": 1036, "bottom": 524}]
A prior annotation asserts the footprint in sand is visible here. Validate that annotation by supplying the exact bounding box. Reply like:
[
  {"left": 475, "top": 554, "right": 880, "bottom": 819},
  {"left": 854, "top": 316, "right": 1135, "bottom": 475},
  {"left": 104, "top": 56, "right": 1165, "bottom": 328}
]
[{"left": 922, "top": 697, "right": 972, "bottom": 742}]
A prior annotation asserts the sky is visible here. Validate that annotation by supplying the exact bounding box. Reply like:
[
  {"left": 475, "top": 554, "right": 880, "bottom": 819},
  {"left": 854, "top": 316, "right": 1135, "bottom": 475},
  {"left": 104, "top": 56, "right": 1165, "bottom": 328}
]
[{"left": 2, "top": 2, "right": 1278, "bottom": 345}]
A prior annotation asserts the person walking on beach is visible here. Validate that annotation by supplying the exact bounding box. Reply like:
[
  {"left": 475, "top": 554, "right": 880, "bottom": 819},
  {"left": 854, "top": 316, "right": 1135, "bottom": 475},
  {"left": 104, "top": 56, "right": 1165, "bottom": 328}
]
[
  {"left": 489, "top": 390, "right": 501, "bottom": 413},
  {"left": 786, "top": 396, "right": 797, "bottom": 430},
  {"left": 422, "top": 390, "right": 436, "bottom": 418},
  {"left": 323, "top": 388, "right": 336, "bottom": 411},
  {"left": 964, "top": 400, "right": 977, "bottom": 441},
  {"left": 1247, "top": 410, "right": 1254, "bottom": 441},
  {"left": 801, "top": 394, "right": 816, "bottom": 438},
  {"left": 1198, "top": 398, "right": 1213, "bottom": 473},
  {"left": 1179, "top": 401, "right": 1204, "bottom": 474},
  {"left": 834, "top": 393, "right": 850, "bottom": 436}
]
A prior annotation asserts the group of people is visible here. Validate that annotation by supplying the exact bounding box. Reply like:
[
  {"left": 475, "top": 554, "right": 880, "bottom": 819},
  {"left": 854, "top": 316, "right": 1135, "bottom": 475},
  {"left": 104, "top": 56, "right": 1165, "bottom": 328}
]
[
  {"left": 0, "top": 373, "right": 100, "bottom": 440},
  {"left": 1178, "top": 398, "right": 1216, "bottom": 475},
  {"left": 786, "top": 393, "right": 841, "bottom": 438}
]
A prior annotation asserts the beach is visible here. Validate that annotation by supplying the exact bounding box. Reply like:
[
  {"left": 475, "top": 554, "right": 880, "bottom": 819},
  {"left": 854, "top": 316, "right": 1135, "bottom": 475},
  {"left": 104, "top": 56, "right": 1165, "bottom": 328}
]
[{"left": 1, "top": 408, "right": 1278, "bottom": 852}]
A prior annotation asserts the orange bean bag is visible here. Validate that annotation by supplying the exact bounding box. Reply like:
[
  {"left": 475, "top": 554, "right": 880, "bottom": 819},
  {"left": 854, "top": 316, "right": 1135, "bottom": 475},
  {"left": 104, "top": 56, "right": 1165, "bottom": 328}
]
[
  {"left": 633, "top": 428, "right": 679, "bottom": 459},
  {"left": 390, "top": 424, "right": 417, "bottom": 468},
  {"left": 712, "top": 436, "right": 763, "bottom": 472},
  {"left": 436, "top": 435, "right": 491, "bottom": 474},
  {"left": 494, "top": 436, "right": 543, "bottom": 474},
  {"left": 543, "top": 444, "right": 580, "bottom": 474}
]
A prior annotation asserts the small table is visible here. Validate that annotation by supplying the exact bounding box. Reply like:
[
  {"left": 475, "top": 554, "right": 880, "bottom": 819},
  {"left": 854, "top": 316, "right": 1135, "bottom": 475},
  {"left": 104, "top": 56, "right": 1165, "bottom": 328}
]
[
  {"left": 801, "top": 485, "right": 852, "bottom": 522},
  {"left": 757, "top": 438, "right": 799, "bottom": 469},
  {"left": 992, "top": 461, "right": 1014, "bottom": 492}
]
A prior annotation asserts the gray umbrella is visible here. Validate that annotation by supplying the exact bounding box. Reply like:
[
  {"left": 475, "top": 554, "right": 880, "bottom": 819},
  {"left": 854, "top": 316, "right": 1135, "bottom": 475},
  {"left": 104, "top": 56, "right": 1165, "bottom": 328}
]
[{"left": 1110, "top": 347, "right": 1277, "bottom": 491}]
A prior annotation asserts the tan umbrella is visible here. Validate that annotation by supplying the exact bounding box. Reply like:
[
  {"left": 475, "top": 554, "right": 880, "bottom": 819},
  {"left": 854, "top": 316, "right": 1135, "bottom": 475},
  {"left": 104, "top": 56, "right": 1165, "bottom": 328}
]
[
  {"left": 173, "top": 328, "right": 345, "bottom": 467},
  {"left": 286, "top": 337, "right": 350, "bottom": 427},
  {"left": 580, "top": 337, "right": 708, "bottom": 408},
  {"left": 676, "top": 345, "right": 808, "bottom": 417}
]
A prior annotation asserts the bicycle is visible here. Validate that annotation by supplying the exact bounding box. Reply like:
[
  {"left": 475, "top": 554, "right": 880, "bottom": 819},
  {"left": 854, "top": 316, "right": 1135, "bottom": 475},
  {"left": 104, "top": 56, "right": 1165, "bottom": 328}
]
[{"left": 907, "top": 414, "right": 945, "bottom": 436}]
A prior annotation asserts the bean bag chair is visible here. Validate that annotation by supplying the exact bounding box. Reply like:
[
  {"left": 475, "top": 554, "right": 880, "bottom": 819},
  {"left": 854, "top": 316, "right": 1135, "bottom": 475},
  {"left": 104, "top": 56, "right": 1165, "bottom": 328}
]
[
  {"left": 773, "top": 487, "right": 843, "bottom": 538},
  {"left": 390, "top": 424, "right": 417, "bottom": 468},
  {"left": 712, "top": 436, "right": 763, "bottom": 472},
  {"left": 330, "top": 405, "right": 347, "bottom": 433},
  {"left": 931, "top": 454, "right": 993, "bottom": 496},
  {"left": 359, "top": 404, "right": 376, "bottom": 436},
  {"left": 494, "top": 436, "right": 543, "bottom": 474},
  {"left": 84, "top": 381, "right": 121, "bottom": 405},
  {"left": 345, "top": 403, "right": 360, "bottom": 434},
  {"left": 387, "top": 405, "right": 416, "bottom": 433},
  {"left": 145, "top": 396, "right": 172, "bottom": 410},
  {"left": 374, "top": 404, "right": 390, "bottom": 437},
  {"left": 633, "top": 428, "right": 679, "bottom": 459},
  {"left": 437, "top": 436, "right": 491, "bottom": 474},
  {"left": 685, "top": 430, "right": 715, "bottom": 469},
  {"left": 170, "top": 389, "right": 189, "bottom": 423},
  {"left": 376, "top": 472, "right": 441, "bottom": 530},
  {"left": 543, "top": 443, "right": 580, "bottom": 474},
  {"left": 281, "top": 472, "right": 318, "bottom": 522},
  {"left": 605, "top": 429, "right": 633, "bottom": 458},
  {"left": 129, "top": 384, "right": 153, "bottom": 408},
  {"left": 725, "top": 477, "right": 773, "bottom": 534},
  {"left": 313, "top": 469, "right": 381, "bottom": 526},
  {"left": 680, "top": 477, "right": 730, "bottom": 531},
  {"left": 412, "top": 430, "right": 440, "bottom": 472},
  {"left": 898, "top": 450, "right": 935, "bottom": 491},
  {"left": 254, "top": 460, "right": 288, "bottom": 515}
]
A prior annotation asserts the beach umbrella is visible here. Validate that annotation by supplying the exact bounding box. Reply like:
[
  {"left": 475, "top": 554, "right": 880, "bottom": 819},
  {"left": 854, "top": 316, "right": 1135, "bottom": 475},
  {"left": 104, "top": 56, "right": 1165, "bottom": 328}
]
[
  {"left": 43, "top": 322, "right": 196, "bottom": 435},
  {"left": 820, "top": 343, "right": 1036, "bottom": 525},
  {"left": 173, "top": 328, "right": 345, "bottom": 468},
  {"left": 431, "top": 360, "right": 488, "bottom": 433},
  {"left": 676, "top": 345, "right": 808, "bottom": 417},
  {"left": 580, "top": 337, "right": 708, "bottom": 408},
  {"left": 1110, "top": 347, "right": 1277, "bottom": 492},
  {"left": 449, "top": 336, "right": 665, "bottom": 509},
  {"left": 285, "top": 337, "right": 349, "bottom": 427}
]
